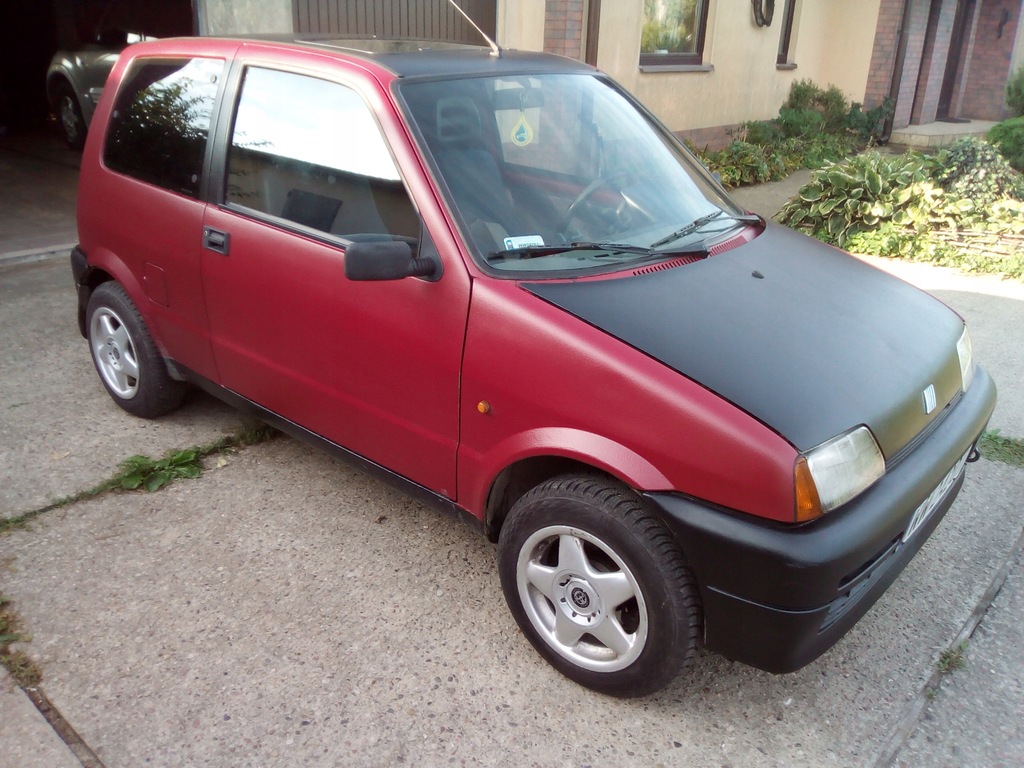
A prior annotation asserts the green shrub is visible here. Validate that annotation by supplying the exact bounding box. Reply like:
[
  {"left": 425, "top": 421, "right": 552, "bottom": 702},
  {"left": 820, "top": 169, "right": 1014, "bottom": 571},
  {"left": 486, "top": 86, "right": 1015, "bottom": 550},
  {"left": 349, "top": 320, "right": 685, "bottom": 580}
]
[
  {"left": 734, "top": 119, "right": 784, "bottom": 145},
  {"left": 784, "top": 79, "right": 819, "bottom": 111},
  {"left": 776, "top": 133, "right": 1024, "bottom": 278},
  {"left": 780, "top": 80, "right": 857, "bottom": 135},
  {"left": 704, "top": 141, "right": 787, "bottom": 187},
  {"left": 778, "top": 107, "right": 824, "bottom": 138},
  {"left": 799, "top": 133, "right": 858, "bottom": 168},
  {"left": 988, "top": 117, "right": 1024, "bottom": 172},
  {"left": 1007, "top": 66, "right": 1024, "bottom": 117},
  {"left": 844, "top": 98, "right": 893, "bottom": 143},
  {"left": 777, "top": 151, "right": 933, "bottom": 245},
  {"left": 933, "top": 137, "right": 1024, "bottom": 205},
  {"left": 818, "top": 85, "right": 849, "bottom": 133},
  {"left": 701, "top": 80, "right": 878, "bottom": 187}
]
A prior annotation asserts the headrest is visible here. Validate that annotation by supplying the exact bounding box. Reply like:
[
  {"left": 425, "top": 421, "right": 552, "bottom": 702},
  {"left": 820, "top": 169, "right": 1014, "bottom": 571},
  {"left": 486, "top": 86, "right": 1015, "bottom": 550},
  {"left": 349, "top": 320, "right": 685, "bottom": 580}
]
[{"left": 436, "top": 96, "right": 481, "bottom": 143}]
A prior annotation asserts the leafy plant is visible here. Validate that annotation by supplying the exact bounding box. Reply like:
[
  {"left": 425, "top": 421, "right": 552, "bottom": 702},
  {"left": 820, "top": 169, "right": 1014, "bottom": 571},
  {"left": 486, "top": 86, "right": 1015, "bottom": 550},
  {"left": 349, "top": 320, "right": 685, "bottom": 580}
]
[
  {"left": 777, "top": 107, "right": 824, "bottom": 138},
  {"left": 732, "top": 119, "right": 783, "bottom": 145},
  {"left": 777, "top": 151, "right": 933, "bottom": 245},
  {"left": 1007, "top": 65, "right": 1024, "bottom": 117},
  {"left": 784, "top": 79, "right": 819, "bottom": 111},
  {"left": 1, "top": 422, "right": 280, "bottom": 535},
  {"left": 117, "top": 449, "right": 203, "bottom": 492},
  {"left": 988, "top": 117, "right": 1024, "bottom": 172},
  {"left": 817, "top": 85, "right": 850, "bottom": 133},
  {"left": 844, "top": 98, "right": 893, "bottom": 143},
  {"left": 933, "top": 137, "right": 1024, "bottom": 206}
]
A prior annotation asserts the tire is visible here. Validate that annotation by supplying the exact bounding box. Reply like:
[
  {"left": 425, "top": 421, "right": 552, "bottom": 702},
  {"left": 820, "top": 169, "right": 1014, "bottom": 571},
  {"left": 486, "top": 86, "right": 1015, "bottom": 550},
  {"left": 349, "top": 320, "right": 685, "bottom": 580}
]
[
  {"left": 498, "top": 474, "right": 701, "bottom": 697},
  {"left": 54, "top": 81, "right": 86, "bottom": 149},
  {"left": 86, "top": 282, "right": 186, "bottom": 418}
]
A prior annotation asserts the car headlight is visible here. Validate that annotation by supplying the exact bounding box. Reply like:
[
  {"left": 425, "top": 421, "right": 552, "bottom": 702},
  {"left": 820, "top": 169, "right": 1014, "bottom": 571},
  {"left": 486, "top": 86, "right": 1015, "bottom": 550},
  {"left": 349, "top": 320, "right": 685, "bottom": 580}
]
[
  {"left": 956, "top": 326, "right": 974, "bottom": 392},
  {"left": 794, "top": 426, "right": 885, "bottom": 521}
]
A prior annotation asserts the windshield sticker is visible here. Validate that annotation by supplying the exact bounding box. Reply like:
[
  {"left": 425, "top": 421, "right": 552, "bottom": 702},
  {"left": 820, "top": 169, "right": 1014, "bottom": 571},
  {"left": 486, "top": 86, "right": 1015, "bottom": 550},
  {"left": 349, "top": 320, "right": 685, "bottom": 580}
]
[
  {"left": 511, "top": 114, "right": 534, "bottom": 146},
  {"left": 503, "top": 234, "right": 545, "bottom": 250}
]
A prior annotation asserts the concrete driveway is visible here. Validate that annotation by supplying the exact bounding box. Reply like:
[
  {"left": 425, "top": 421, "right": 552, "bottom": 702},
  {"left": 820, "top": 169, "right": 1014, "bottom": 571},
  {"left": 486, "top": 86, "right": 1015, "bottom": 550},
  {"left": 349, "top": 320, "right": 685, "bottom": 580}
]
[{"left": 1, "top": 138, "right": 1022, "bottom": 767}]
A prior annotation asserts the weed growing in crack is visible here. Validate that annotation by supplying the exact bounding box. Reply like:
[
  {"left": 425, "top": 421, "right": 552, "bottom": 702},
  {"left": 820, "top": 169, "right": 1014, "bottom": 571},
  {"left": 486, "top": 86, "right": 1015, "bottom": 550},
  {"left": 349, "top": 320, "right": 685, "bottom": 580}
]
[
  {"left": 0, "top": 594, "right": 42, "bottom": 687},
  {"left": 937, "top": 642, "right": 968, "bottom": 675},
  {"left": 0, "top": 422, "right": 279, "bottom": 534}
]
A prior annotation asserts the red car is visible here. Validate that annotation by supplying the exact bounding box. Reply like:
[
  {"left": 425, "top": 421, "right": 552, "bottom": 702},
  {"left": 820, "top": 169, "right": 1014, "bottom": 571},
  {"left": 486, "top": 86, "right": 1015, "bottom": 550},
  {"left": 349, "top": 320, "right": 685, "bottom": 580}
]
[{"left": 72, "top": 35, "right": 996, "bottom": 697}]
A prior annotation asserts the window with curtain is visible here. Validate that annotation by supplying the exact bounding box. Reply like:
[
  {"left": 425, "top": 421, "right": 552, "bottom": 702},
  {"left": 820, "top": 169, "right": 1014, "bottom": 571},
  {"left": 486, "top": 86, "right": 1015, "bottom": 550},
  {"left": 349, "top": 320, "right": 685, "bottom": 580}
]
[{"left": 639, "top": 0, "right": 709, "bottom": 67}]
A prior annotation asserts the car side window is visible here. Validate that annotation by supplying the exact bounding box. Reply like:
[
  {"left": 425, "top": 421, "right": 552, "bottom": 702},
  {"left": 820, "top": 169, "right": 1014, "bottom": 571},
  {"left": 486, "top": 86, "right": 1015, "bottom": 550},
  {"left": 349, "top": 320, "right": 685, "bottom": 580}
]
[
  {"left": 225, "top": 67, "right": 418, "bottom": 241},
  {"left": 104, "top": 57, "right": 223, "bottom": 198}
]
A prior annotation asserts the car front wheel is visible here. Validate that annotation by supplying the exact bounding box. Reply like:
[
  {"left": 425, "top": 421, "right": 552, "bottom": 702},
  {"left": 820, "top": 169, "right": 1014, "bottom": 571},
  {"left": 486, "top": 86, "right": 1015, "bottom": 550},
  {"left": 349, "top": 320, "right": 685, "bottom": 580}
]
[
  {"left": 498, "top": 474, "right": 701, "bottom": 697},
  {"left": 54, "top": 81, "right": 86, "bottom": 149},
  {"left": 86, "top": 282, "right": 185, "bottom": 418}
]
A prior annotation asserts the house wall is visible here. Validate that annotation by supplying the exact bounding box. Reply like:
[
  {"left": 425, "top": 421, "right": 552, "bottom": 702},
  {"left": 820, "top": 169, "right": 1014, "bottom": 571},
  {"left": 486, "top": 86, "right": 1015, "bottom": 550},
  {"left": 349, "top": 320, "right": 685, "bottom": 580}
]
[
  {"left": 497, "top": 0, "right": 547, "bottom": 52},
  {"left": 501, "top": 0, "right": 882, "bottom": 148}
]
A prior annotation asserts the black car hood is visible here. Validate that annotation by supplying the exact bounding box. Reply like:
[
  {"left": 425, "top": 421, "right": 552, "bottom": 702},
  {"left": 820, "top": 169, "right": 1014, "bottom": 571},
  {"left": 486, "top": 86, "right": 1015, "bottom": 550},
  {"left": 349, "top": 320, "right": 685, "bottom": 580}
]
[{"left": 523, "top": 223, "right": 965, "bottom": 455}]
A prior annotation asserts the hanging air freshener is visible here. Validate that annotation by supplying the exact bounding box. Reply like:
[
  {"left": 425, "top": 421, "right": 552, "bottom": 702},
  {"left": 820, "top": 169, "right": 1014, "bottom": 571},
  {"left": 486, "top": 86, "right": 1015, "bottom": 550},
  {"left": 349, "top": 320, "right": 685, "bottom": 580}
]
[{"left": 510, "top": 91, "right": 534, "bottom": 146}]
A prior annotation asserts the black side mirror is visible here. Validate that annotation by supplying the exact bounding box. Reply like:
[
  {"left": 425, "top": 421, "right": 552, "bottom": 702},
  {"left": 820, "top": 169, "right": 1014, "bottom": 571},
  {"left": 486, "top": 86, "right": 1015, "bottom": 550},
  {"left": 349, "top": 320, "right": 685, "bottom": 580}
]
[{"left": 344, "top": 240, "right": 437, "bottom": 281}]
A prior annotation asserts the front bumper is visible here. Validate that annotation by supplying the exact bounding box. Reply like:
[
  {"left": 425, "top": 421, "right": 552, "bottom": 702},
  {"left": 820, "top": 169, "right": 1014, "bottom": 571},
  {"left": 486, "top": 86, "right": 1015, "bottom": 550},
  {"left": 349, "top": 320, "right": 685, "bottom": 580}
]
[{"left": 646, "top": 366, "right": 996, "bottom": 673}]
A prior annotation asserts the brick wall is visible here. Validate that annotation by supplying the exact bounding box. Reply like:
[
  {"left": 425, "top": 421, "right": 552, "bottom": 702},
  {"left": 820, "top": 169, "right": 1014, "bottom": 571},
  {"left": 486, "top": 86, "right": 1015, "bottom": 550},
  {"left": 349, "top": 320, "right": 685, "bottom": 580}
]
[
  {"left": 959, "top": 0, "right": 1021, "bottom": 120},
  {"left": 865, "top": 0, "right": 907, "bottom": 110},
  {"left": 911, "top": 0, "right": 957, "bottom": 124},
  {"left": 543, "top": 0, "right": 585, "bottom": 60},
  {"left": 674, "top": 124, "right": 741, "bottom": 152}
]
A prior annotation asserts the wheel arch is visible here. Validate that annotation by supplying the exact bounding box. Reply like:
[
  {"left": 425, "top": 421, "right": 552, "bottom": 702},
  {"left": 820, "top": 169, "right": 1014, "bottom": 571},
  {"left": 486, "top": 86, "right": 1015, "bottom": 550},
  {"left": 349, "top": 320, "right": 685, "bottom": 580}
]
[
  {"left": 74, "top": 264, "right": 115, "bottom": 337},
  {"left": 46, "top": 68, "right": 78, "bottom": 109},
  {"left": 478, "top": 429, "right": 674, "bottom": 542},
  {"left": 73, "top": 246, "right": 147, "bottom": 337}
]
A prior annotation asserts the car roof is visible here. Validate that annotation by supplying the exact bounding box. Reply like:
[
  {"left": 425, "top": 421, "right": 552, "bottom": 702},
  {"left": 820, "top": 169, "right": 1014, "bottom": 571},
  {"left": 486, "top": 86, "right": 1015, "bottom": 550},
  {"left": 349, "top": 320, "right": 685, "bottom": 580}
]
[{"left": 226, "top": 33, "right": 596, "bottom": 79}]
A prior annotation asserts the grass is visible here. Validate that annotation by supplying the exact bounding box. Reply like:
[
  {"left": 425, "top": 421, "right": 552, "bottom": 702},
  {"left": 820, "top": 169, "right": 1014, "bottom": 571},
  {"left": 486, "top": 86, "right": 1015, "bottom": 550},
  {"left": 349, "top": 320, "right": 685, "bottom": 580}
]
[
  {"left": 0, "top": 422, "right": 278, "bottom": 535},
  {"left": 0, "top": 594, "right": 42, "bottom": 687},
  {"left": 936, "top": 642, "right": 968, "bottom": 675},
  {"left": 979, "top": 430, "right": 1024, "bottom": 469}
]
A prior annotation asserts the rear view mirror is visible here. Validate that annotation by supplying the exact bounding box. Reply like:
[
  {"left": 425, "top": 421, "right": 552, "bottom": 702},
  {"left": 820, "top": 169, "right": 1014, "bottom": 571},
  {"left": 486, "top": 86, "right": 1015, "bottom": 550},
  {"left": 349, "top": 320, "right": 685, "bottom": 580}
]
[{"left": 344, "top": 240, "right": 437, "bottom": 281}]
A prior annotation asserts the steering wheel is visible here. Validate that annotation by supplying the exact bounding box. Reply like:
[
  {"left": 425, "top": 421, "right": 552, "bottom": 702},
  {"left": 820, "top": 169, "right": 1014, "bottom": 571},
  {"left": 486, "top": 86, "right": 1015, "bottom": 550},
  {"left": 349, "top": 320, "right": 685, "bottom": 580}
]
[{"left": 557, "top": 172, "right": 650, "bottom": 239}]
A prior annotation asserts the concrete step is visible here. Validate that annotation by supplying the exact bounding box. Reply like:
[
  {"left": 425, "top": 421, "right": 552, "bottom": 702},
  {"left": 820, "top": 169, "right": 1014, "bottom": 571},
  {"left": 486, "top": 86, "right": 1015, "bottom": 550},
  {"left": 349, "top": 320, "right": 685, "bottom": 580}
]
[{"left": 890, "top": 119, "right": 997, "bottom": 149}]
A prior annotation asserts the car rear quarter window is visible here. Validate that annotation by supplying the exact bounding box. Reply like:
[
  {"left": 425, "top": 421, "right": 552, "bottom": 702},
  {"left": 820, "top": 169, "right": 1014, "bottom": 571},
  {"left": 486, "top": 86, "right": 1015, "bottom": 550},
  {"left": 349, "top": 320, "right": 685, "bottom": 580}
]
[
  {"left": 104, "top": 57, "right": 223, "bottom": 198},
  {"left": 224, "top": 67, "right": 418, "bottom": 240}
]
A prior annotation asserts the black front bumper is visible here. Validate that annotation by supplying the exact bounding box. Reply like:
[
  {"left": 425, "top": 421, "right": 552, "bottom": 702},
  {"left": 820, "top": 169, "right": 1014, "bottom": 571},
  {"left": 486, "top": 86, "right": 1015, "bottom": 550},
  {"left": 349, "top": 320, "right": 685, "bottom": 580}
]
[{"left": 646, "top": 366, "right": 997, "bottom": 673}]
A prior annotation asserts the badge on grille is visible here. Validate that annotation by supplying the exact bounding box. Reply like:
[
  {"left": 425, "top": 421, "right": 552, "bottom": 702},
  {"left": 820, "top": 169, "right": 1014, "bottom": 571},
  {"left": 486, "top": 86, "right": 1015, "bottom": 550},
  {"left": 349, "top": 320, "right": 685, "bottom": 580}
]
[{"left": 922, "top": 384, "right": 937, "bottom": 414}]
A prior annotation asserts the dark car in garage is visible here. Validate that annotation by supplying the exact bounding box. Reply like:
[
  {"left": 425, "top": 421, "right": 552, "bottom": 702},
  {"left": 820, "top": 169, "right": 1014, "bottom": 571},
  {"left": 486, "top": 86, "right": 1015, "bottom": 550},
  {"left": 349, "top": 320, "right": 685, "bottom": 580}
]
[{"left": 45, "top": 0, "right": 192, "bottom": 147}]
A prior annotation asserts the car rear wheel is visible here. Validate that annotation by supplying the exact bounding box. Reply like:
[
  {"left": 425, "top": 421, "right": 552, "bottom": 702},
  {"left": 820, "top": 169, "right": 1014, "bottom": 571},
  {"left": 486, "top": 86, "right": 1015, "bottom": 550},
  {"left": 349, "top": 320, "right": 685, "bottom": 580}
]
[
  {"left": 55, "top": 81, "right": 86, "bottom": 149},
  {"left": 86, "top": 282, "right": 185, "bottom": 418},
  {"left": 498, "top": 474, "right": 701, "bottom": 697}
]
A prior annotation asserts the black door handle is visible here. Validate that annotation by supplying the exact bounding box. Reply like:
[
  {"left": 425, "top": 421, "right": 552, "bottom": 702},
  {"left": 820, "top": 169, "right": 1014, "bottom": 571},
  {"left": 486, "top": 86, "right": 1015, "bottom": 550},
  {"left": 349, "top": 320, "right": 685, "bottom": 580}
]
[{"left": 203, "top": 227, "right": 230, "bottom": 255}]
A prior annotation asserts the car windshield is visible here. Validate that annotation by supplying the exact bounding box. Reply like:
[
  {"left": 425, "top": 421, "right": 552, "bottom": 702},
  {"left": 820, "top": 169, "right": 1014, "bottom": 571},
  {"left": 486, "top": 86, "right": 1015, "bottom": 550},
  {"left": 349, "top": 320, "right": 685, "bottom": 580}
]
[{"left": 398, "top": 72, "right": 750, "bottom": 275}]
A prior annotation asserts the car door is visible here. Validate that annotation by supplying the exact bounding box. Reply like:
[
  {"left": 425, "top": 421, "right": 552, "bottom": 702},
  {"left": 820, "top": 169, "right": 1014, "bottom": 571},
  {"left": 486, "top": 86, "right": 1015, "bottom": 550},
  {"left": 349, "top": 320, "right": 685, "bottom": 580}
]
[{"left": 200, "top": 62, "right": 469, "bottom": 498}]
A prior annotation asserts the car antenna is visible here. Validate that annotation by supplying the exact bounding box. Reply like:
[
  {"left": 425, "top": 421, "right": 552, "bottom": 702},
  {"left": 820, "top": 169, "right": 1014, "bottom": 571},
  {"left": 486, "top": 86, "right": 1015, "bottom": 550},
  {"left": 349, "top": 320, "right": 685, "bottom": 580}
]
[{"left": 448, "top": 0, "right": 502, "bottom": 57}]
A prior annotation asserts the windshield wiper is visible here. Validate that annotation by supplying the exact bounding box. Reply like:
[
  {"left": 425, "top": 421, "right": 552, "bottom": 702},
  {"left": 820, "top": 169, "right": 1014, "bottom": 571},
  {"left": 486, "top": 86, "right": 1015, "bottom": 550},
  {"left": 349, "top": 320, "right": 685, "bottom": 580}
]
[
  {"left": 488, "top": 241, "right": 656, "bottom": 261},
  {"left": 649, "top": 211, "right": 761, "bottom": 249}
]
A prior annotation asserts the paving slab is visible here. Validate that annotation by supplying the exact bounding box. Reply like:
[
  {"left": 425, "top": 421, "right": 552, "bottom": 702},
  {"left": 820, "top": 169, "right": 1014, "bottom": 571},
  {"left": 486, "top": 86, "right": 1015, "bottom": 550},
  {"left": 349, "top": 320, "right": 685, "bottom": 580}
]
[
  {"left": 0, "top": 668, "right": 80, "bottom": 768},
  {"left": 0, "top": 433, "right": 1020, "bottom": 768},
  {"left": 0, "top": 258, "right": 251, "bottom": 519},
  {"left": 891, "top": 542, "right": 1024, "bottom": 767},
  {"left": 0, "top": 135, "right": 79, "bottom": 255}
]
